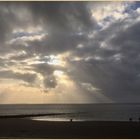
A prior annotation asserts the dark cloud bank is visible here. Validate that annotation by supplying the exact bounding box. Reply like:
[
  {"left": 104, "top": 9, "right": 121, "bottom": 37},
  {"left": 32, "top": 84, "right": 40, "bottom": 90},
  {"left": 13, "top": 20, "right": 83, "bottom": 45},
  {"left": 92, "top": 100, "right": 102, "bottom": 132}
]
[{"left": 0, "top": 1, "right": 140, "bottom": 103}]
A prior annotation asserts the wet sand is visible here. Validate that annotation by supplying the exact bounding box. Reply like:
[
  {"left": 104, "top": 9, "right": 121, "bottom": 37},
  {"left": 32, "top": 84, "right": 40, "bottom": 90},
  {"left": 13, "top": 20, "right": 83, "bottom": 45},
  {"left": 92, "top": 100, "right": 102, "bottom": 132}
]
[{"left": 0, "top": 118, "right": 140, "bottom": 138}]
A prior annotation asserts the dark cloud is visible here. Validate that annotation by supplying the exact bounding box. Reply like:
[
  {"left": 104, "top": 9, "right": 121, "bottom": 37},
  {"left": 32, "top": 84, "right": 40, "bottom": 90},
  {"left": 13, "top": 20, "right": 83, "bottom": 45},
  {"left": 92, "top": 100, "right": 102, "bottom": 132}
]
[
  {"left": 0, "top": 3, "right": 15, "bottom": 43},
  {"left": 0, "top": 70, "right": 36, "bottom": 84},
  {"left": 0, "top": 2, "right": 34, "bottom": 54},
  {"left": 29, "top": 2, "right": 95, "bottom": 32},
  {"left": 67, "top": 13, "right": 140, "bottom": 102},
  {"left": 31, "top": 63, "right": 65, "bottom": 75},
  {"left": 24, "top": 34, "right": 87, "bottom": 55},
  {"left": 0, "top": 2, "right": 140, "bottom": 102},
  {"left": 18, "top": 2, "right": 96, "bottom": 55},
  {"left": 43, "top": 76, "right": 57, "bottom": 89},
  {"left": 0, "top": 2, "right": 96, "bottom": 55},
  {"left": 30, "top": 62, "right": 66, "bottom": 89}
]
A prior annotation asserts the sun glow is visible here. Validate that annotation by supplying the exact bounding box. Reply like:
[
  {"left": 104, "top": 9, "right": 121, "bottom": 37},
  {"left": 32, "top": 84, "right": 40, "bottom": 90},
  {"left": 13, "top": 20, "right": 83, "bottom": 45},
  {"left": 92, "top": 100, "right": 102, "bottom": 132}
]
[
  {"left": 47, "top": 55, "right": 61, "bottom": 65},
  {"left": 53, "top": 70, "right": 64, "bottom": 77},
  {"left": 46, "top": 54, "right": 67, "bottom": 67}
]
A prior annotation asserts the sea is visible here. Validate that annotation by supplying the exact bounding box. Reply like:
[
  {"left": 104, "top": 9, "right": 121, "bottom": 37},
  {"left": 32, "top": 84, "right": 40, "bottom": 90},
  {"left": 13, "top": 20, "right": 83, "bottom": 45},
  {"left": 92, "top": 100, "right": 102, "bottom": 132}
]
[{"left": 0, "top": 103, "right": 140, "bottom": 122}]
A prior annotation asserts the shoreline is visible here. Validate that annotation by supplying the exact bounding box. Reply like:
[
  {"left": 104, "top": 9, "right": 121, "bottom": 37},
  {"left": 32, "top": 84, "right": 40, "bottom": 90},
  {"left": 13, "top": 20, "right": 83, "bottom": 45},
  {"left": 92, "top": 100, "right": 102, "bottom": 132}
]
[{"left": 0, "top": 118, "right": 140, "bottom": 138}]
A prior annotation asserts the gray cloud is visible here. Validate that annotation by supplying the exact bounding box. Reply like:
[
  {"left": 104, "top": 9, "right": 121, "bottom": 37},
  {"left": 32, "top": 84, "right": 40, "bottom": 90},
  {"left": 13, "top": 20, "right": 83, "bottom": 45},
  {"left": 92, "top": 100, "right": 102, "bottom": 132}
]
[
  {"left": 29, "top": 2, "right": 95, "bottom": 32},
  {"left": 67, "top": 9, "right": 140, "bottom": 102},
  {"left": 19, "top": 2, "right": 96, "bottom": 55},
  {"left": 43, "top": 75, "right": 57, "bottom": 89},
  {"left": 0, "top": 2, "right": 140, "bottom": 102},
  {"left": 0, "top": 70, "right": 36, "bottom": 84},
  {"left": 31, "top": 63, "right": 65, "bottom": 75}
]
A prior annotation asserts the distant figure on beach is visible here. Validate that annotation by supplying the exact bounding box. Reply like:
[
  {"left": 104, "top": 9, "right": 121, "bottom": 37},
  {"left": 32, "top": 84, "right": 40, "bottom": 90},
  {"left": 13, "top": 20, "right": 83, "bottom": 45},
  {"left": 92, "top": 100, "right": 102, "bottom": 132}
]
[
  {"left": 70, "top": 118, "right": 73, "bottom": 122},
  {"left": 138, "top": 117, "right": 140, "bottom": 122},
  {"left": 129, "top": 117, "right": 133, "bottom": 122}
]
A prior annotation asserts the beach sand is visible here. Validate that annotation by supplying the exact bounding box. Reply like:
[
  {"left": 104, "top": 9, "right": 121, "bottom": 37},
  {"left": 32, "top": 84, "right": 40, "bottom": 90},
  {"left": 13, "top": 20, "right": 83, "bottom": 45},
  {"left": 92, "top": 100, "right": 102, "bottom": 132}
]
[{"left": 0, "top": 118, "right": 140, "bottom": 138}]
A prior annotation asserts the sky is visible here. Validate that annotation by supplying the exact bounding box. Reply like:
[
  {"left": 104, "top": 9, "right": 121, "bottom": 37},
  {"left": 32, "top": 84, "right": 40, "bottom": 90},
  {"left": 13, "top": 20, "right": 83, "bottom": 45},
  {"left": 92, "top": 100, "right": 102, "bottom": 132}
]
[{"left": 0, "top": 1, "right": 140, "bottom": 104}]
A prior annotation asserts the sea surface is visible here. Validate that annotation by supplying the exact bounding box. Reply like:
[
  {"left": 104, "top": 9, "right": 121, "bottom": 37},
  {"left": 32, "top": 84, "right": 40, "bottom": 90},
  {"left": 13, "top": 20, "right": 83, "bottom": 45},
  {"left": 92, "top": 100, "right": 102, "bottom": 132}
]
[{"left": 0, "top": 104, "right": 140, "bottom": 122}]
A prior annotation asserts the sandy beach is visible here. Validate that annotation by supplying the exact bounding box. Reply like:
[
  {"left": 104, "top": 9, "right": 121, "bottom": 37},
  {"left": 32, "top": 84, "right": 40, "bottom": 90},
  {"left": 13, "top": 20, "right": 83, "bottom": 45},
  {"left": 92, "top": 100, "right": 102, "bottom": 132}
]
[{"left": 0, "top": 118, "right": 140, "bottom": 138}]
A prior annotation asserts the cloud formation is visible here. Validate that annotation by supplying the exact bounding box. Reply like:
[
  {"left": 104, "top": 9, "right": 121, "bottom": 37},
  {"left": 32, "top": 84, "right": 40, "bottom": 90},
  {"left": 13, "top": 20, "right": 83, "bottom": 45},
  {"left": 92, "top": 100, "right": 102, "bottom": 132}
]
[{"left": 0, "top": 1, "right": 140, "bottom": 103}]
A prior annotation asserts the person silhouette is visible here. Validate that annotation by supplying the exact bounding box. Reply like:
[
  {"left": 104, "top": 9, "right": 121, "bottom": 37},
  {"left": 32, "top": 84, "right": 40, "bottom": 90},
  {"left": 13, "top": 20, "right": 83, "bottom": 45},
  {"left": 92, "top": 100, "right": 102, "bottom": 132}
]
[
  {"left": 70, "top": 118, "right": 73, "bottom": 122},
  {"left": 129, "top": 117, "right": 132, "bottom": 122}
]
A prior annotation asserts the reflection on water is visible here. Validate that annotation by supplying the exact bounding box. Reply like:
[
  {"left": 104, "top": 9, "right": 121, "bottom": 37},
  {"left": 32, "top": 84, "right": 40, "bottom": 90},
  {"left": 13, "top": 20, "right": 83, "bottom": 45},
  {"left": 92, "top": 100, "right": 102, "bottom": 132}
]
[
  {"left": 1, "top": 104, "right": 140, "bottom": 122},
  {"left": 31, "top": 117, "right": 71, "bottom": 122}
]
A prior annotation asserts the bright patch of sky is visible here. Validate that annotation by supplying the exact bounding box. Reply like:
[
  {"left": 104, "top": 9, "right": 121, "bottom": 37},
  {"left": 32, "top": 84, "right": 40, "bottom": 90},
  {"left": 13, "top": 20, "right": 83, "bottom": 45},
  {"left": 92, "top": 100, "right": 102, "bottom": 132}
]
[{"left": 90, "top": 2, "right": 136, "bottom": 29}]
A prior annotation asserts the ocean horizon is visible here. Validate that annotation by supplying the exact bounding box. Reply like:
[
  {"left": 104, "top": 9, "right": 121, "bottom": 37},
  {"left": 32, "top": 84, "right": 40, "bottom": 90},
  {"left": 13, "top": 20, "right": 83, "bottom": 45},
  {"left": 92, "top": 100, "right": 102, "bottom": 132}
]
[{"left": 0, "top": 103, "right": 140, "bottom": 122}]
